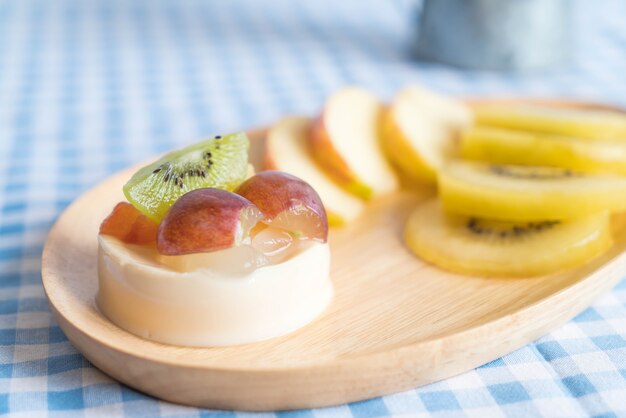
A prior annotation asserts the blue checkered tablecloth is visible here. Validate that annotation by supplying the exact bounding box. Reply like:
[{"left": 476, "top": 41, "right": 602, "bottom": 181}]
[{"left": 2, "top": 0, "right": 626, "bottom": 416}]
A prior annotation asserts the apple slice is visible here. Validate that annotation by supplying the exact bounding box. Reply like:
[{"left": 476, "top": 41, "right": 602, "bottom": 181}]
[
  {"left": 235, "top": 171, "right": 328, "bottom": 242},
  {"left": 310, "top": 87, "right": 398, "bottom": 199},
  {"left": 381, "top": 85, "right": 473, "bottom": 184},
  {"left": 157, "top": 188, "right": 264, "bottom": 255},
  {"left": 99, "top": 202, "right": 159, "bottom": 245},
  {"left": 265, "top": 116, "right": 364, "bottom": 226}
]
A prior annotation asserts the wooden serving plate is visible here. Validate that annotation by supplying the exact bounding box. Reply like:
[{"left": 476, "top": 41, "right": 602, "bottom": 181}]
[{"left": 42, "top": 100, "right": 626, "bottom": 411}]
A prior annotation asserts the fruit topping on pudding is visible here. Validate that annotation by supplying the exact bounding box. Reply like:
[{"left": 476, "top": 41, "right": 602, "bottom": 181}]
[
  {"left": 235, "top": 171, "right": 328, "bottom": 242},
  {"left": 123, "top": 133, "right": 249, "bottom": 221},
  {"left": 99, "top": 202, "right": 158, "bottom": 245},
  {"left": 156, "top": 188, "right": 264, "bottom": 255}
]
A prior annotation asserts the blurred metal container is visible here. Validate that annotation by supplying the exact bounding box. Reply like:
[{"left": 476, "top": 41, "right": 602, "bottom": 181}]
[{"left": 415, "top": 0, "right": 572, "bottom": 71}]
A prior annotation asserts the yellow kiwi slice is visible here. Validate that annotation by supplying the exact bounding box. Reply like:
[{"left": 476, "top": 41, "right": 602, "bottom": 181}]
[
  {"left": 405, "top": 200, "right": 612, "bottom": 277},
  {"left": 439, "top": 161, "right": 626, "bottom": 221},
  {"left": 474, "top": 105, "right": 626, "bottom": 140},
  {"left": 460, "top": 127, "right": 626, "bottom": 175}
]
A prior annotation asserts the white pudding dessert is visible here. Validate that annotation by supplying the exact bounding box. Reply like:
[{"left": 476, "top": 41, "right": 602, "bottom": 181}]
[{"left": 97, "top": 235, "right": 332, "bottom": 346}]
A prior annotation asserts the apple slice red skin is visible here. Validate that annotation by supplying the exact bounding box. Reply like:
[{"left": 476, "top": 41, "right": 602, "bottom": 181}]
[
  {"left": 157, "top": 188, "right": 262, "bottom": 256},
  {"left": 235, "top": 171, "right": 329, "bottom": 242}
]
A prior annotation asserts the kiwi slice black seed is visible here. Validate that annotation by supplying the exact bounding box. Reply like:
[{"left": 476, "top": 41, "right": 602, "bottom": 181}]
[
  {"left": 489, "top": 165, "right": 580, "bottom": 180},
  {"left": 404, "top": 199, "right": 612, "bottom": 277},
  {"left": 123, "top": 133, "right": 249, "bottom": 221},
  {"left": 439, "top": 160, "right": 626, "bottom": 221},
  {"left": 465, "top": 218, "right": 560, "bottom": 240}
]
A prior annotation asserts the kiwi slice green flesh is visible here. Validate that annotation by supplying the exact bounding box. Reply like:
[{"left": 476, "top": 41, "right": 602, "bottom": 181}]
[{"left": 123, "top": 133, "right": 250, "bottom": 221}]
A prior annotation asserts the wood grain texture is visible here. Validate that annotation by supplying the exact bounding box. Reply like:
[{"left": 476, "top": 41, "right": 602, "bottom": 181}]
[{"left": 42, "top": 100, "right": 626, "bottom": 411}]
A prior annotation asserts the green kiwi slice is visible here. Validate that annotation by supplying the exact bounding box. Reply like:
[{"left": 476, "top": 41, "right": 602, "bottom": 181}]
[{"left": 123, "top": 133, "right": 249, "bottom": 221}]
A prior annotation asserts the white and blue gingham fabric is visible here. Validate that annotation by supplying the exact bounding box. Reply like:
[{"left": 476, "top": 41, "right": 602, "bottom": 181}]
[{"left": 2, "top": 0, "right": 626, "bottom": 417}]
